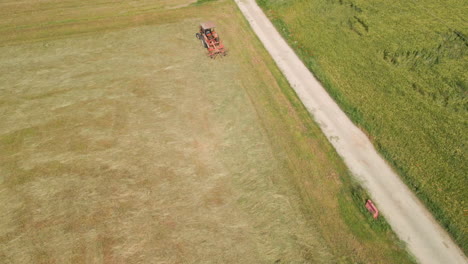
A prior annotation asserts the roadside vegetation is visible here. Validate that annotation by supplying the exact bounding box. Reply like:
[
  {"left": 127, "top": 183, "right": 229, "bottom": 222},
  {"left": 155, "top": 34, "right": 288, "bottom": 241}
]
[
  {"left": 257, "top": 0, "right": 467, "bottom": 253},
  {"left": 1, "top": 0, "right": 414, "bottom": 262}
]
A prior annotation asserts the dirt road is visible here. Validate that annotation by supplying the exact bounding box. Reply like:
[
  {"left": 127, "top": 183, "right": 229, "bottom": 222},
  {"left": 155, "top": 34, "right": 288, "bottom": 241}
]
[{"left": 234, "top": 0, "right": 467, "bottom": 263}]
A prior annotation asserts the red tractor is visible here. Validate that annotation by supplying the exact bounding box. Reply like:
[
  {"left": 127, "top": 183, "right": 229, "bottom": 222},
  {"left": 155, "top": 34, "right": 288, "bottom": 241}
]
[{"left": 195, "top": 22, "right": 227, "bottom": 58}]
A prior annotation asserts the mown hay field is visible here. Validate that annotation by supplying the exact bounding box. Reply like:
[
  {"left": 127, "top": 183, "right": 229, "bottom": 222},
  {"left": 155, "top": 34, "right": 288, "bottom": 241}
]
[
  {"left": 257, "top": 0, "right": 468, "bottom": 253},
  {"left": 1, "top": 0, "right": 413, "bottom": 263}
]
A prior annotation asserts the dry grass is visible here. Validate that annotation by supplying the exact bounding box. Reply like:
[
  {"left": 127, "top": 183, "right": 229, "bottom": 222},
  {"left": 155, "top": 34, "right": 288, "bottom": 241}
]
[
  {"left": 0, "top": 1, "right": 331, "bottom": 263},
  {"left": 0, "top": 0, "right": 413, "bottom": 263}
]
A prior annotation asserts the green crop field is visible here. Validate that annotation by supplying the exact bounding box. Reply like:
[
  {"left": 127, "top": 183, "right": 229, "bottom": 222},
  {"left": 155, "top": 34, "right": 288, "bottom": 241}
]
[
  {"left": 257, "top": 0, "right": 467, "bottom": 253},
  {"left": 0, "top": 0, "right": 414, "bottom": 263}
]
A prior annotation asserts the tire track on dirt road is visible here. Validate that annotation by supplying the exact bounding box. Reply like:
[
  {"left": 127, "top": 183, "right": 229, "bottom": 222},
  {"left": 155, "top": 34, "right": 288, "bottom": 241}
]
[{"left": 233, "top": 0, "right": 467, "bottom": 263}]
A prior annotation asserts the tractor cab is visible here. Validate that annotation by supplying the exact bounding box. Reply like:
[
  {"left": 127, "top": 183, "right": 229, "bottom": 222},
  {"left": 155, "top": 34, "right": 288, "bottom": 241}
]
[{"left": 199, "top": 22, "right": 218, "bottom": 40}]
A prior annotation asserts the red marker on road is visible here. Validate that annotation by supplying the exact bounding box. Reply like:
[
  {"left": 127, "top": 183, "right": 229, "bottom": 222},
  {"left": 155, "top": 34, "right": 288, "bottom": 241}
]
[{"left": 365, "top": 199, "right": 379, "bottom": 219}]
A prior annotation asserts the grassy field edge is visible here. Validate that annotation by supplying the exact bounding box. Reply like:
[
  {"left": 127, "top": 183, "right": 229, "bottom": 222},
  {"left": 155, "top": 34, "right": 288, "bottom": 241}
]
[{"left": 231, "top": 2, "right": 416, "bottom": 262}]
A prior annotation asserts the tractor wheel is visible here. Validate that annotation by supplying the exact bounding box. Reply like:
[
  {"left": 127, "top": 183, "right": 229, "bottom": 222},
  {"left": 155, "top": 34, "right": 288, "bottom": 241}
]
[
  {"left": 201, "top": 39, "right": 208, "bottom": 49},
  {"left": 195, "top": 33, "right": 201, "bottom": 39}
]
